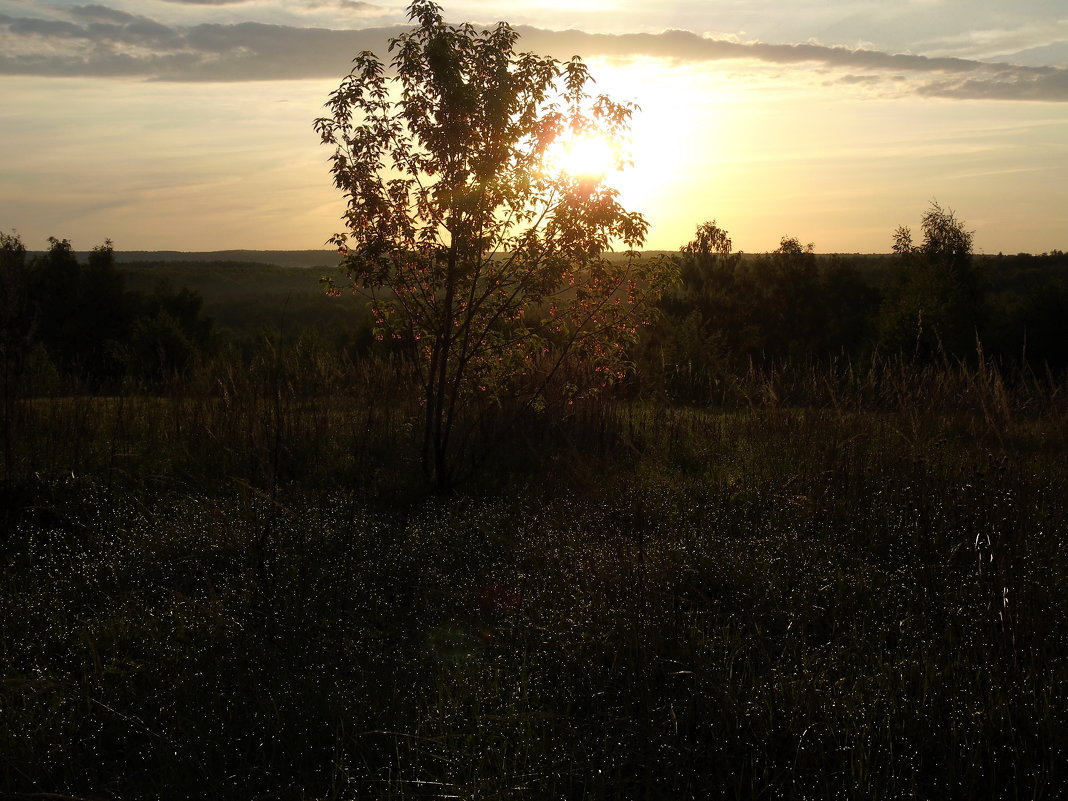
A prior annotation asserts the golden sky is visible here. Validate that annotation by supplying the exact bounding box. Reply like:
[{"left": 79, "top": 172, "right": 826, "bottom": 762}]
[{"left": 1, "top": 1, "right": 1066, "bottom": 254}]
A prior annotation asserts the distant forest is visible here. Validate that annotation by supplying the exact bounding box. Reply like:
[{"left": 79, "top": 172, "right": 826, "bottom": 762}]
[{"left": 3, "top": 226, "right": 1067, "bottom": 396}]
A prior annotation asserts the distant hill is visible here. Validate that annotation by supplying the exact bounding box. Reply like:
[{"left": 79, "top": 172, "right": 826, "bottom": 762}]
[
  {"left": 106, "top": 250, "right": 342, "bottom": 269},
  {"left": 100, "top": 252, "right": 361, "bottom": 337}
]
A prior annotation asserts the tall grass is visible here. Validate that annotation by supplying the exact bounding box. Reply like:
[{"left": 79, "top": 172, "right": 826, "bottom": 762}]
[{"left": 2, "top": 352, "right": 1066, "bottom": 799}]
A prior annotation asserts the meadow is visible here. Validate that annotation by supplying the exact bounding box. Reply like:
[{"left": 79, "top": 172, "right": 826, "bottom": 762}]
[{"left": 2, "top": 345, "right": 1066, "bottom": 800}]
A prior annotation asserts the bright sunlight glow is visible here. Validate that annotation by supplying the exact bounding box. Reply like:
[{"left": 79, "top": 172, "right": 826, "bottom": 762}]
[{"left": 543, "top": 130, "right": 623, "bottom": 181}]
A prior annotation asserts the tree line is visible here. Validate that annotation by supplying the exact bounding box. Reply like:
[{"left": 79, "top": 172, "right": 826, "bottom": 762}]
[
  {"left": 2, "top": 208, "right": 1066, "bottom": 400},
  {"left": 1, "top": 233, "right": 213, "bottom": 389},
  {"left": 650, "top": 205, "right": 1068, "bottom": 403}
]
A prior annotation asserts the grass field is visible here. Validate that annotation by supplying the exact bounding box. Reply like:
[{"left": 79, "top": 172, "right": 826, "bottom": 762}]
[{"left": 2, "top": 355, "right": 1066, "bottom": 799}]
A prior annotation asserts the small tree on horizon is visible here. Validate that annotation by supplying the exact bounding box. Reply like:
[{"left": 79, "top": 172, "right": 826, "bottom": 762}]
[
  {"left": 879, "top": 201, "right": 981, "bottom": 358},
  {"left": 315, "top": 0, "right": 670, "bottom": 488}
]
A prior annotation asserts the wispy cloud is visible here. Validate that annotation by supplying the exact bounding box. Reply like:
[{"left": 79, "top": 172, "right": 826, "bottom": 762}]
[
  {"left": 156, "top": 1, "right": 254, "bottom": 5},
  {"left": 67, "top": 5, "right": 141, "bottom": 24},
  {"left": 916, "top": 71, "right": 1068, "bottom": 101},
  {"left": 1, "top": 6, "right": 1065, "bottom": 101}
]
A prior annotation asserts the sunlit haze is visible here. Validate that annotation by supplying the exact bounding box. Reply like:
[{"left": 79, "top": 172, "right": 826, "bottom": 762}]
[
  {"left": 545, "top": 130, "right": 623, "bottom": 182},
  {"left": 2, "top": 0, "right": 1066, "bottom": 254}
]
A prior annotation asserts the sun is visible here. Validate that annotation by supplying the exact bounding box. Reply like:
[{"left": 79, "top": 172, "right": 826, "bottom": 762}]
[{"left": 543, "top": 130, "right": 623, "bottom": 182}]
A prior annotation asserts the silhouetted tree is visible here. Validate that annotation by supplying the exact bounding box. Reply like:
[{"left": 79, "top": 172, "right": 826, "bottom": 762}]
[
  {"left": 81, "top": 240, "right": 136, "bottom": 378},
  {"left": 651, "top": 221, "right": 747, "bottom": 400},
  {"left": 0, "top": 231, "right": 33, "bottom": 474},
  {"left": 26, "top": 238, "right": 135, "bottom": 380},
  {"left": 29, "top": 237, "right": 82, "bottom": 372},
  {"left": 747, "top": 237, "right": 819, "bottom": 360},
  {"left": 0, "top": 232, "right": 32, "bottom": 376},
  {"left": 878, "top": 201, "right": 982, "bottom": 358},
  {"left": 316, "top": 0, "right": 668, "bottom": 487}
]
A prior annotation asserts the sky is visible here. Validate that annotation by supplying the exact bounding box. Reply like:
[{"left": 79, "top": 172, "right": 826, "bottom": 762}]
[{"left": 1, "top": 0, "right": 1066, "bottom": 254}]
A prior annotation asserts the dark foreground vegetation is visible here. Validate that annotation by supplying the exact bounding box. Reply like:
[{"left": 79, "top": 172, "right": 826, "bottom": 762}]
[
  {"left": 2, "top": 222, "right": 1068, "bottom": 799},
  {"left": 2, "top": 353, "right": 1067, "bottom": 798}
]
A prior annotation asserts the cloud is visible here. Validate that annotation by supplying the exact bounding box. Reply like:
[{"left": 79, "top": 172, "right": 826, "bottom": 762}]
[
  {"left": 999, "top": 41, "right": 1068, "bottom": 68},
  {"left": 67, "top": 5, "right": 140, "bottom": 25},
  {"left": 835, "top": 74, "right": 883, "bottom": 85},
  {"left": 1, "top": 8, "right": 1066, "bottom": 102},
  {"left": 917, "top": 70, "right": 1068, "bottom": 101},
  {"left": 299, "top": 1, "right": 385, "bottom": 8},
  {"left": 514, "top": 27, "right": 1030, "bottom": 76},
  {"left": 7, "top": 18, "right": 84, "bottom": 37}
]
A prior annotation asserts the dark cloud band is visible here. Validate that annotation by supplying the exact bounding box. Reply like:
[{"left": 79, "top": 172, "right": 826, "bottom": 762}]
[
  {"left": 156, "top": 1, "right": 253, "bottom": 5},
  {"left": 0, "top": 8, "right": 1065, "bottom": 102}
]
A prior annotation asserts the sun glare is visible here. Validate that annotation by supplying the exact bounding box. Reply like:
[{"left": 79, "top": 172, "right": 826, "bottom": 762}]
[{"left": 544, "top": 130, "right": 623, "bottom": 181}]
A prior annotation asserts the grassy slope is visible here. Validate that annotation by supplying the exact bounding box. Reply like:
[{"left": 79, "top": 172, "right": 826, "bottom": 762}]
[{"left": 2, "top": 362, "right": 1067, "bottom": 800}]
